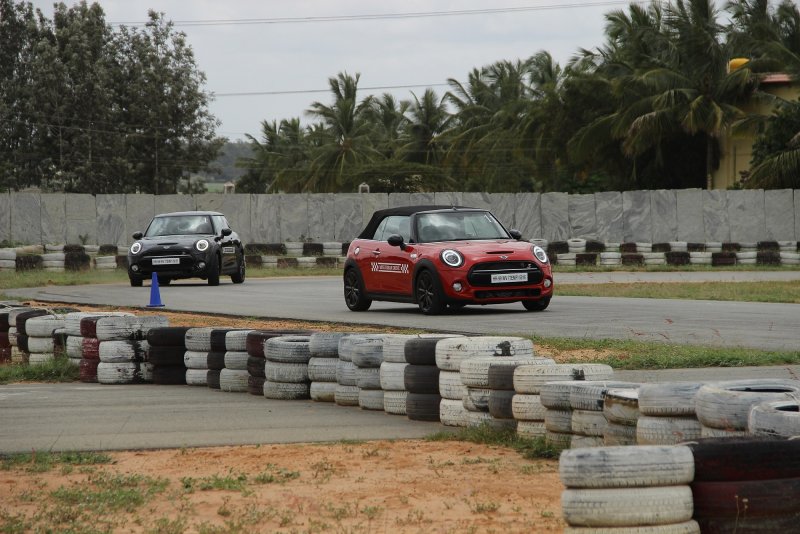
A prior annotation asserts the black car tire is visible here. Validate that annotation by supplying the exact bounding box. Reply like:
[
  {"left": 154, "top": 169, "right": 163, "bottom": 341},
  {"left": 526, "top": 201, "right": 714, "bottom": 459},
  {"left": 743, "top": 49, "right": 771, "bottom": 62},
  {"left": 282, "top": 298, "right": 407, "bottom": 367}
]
[
  {"left": 207, "top": 256, "right": 220, "bottom": 286},
  {"left": 129, "top": 276, "right": 143, "bottom": 287},
  {"left": 522, "top": 297, "right": 550, "bottom": 311},
  {"left": 344, "top": 268, "right": 372, "bottom": 311},
  {"left": 415, "top": 269, "right": 446, "bottom": 315},
  {"left": 231, "top": 254, "right": 245, "bottom": 284}
]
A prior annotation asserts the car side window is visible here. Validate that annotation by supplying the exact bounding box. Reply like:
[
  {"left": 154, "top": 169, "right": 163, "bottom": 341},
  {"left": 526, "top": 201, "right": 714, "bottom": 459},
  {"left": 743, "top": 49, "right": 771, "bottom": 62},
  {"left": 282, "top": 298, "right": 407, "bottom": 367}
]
[
  {"left": 373, "top": 216, "right": 410, "bottom": 242},
  {"left": 371, "top": 218, "right": 389, "bottom": 241},
  {"left": 211, "top": 215, "right": 228, "bottom": 234}
]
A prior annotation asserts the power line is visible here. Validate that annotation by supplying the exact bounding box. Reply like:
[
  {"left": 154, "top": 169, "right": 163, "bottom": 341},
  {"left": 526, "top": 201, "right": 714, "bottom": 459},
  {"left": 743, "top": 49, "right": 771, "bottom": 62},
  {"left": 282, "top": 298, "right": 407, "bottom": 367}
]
[
  {"left": 111, "top": 2, "right": 642, "bottom": 27},
  {"left": 212, "top": 83, "right": 451, "bottom": 98}
]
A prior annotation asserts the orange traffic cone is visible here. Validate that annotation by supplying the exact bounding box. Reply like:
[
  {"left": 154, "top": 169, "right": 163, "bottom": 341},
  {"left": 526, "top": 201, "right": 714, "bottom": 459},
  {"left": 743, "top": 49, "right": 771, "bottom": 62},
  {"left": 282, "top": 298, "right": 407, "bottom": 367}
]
[{"left": 147, "top": 272, "right": 165, "bottom": 308}]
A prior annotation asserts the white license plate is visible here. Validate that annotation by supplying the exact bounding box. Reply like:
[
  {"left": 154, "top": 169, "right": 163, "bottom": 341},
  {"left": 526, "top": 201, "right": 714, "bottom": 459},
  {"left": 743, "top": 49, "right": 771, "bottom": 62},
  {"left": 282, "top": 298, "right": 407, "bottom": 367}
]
[
  {"left": 151, "top": 258, "right": 180, "bottom": 266},
  {"left": 222, "top": 246, "right": 235, "bottom": 254},
  {"left": 491, "top": 273, "right": 528, "bottom": 284}
]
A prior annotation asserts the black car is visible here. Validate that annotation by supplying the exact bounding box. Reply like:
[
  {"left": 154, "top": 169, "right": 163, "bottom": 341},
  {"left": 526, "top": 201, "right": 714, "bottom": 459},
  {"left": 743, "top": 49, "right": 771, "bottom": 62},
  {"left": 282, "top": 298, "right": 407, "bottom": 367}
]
[{"left": 127, "top": 211, "right": 245, "bottom": 287}]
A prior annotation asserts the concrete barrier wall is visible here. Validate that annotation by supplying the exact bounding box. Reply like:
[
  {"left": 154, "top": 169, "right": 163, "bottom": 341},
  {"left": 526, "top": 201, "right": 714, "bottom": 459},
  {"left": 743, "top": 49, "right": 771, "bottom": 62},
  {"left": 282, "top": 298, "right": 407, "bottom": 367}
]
[{"left": 0, "top": 189, "right": 797, "bottom": 246}]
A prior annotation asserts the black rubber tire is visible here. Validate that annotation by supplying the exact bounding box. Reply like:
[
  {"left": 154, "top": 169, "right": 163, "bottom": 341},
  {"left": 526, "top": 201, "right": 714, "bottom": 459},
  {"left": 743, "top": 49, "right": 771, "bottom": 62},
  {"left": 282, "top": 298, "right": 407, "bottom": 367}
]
[
  {"left": 692, "top": 477, "right": 800, "bottom": 519},
  {"left": 146, "top": 327, "right": 191, "bottom": 347},
  {"left": 406, "top": 393, "right": 441, "bottom": 421},
  {"left": 343, "top": 268, "right": 372, "bottom": 311},
  {"left": 206, "top": 351, "right": 226, "bottom": 371},
  {"left": 231, "top": 254, "right": 246, "bottom": 284},
  {"left": 129, "top": 276, "right": 143, "bottom": 287},
  {"left": 207, "top": 256, "right": 220, "bottom": 286},
  {"left": 210, "top": 328, "right": 239, "bottom": 352},
  {"left": 415, "top": 269, "right": 446, "bottom": 315},
  {"left": 404, "top": 365, "right": 440, "bottom": 394},
  {"left": 404, "top": 337, "right": 452, "bottom": 365},
  {"left": 522, "top": 297, "right": 550, "bottom": 311},
  {"left": 687, "top": 437, "right": 800, "bottom": 481},
  {"left": 247, "top": 355, "right": 266, "bottom": 378},
  {"left": 488, "top": 390, "right": 516, "bottom": 419},
  {"left": 207, "top": 369, "right": 221, "bottom": 389},
  {"left": 152, "top": 365, "right": 186, "bottom": 385},
  {"left": 146, "top": 345, "right": 186, "bottom": 366},
  {"left": 248, "top": 374, "right": 266, "bottom": 396},
  {"left": 696, "top": 515, "right": 798, "bottom": 533}
]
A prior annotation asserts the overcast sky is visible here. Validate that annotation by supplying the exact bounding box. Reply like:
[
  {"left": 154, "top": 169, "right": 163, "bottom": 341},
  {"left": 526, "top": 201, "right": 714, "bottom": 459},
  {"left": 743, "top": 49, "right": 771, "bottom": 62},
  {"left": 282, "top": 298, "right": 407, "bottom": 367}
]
[{"left": 30, "top": 1, "right": 622, "bottom": 141}]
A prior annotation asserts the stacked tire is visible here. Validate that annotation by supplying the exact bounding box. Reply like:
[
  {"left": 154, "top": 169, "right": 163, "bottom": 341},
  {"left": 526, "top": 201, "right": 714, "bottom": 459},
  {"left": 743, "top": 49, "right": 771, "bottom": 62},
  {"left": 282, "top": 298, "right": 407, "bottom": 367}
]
[
  {"left": 568, "top": 381, "right": 639, "bottom": 448},
  {"left": 515, "top": 364, "right": 613, "bottom": 443},
  {"left": 246, "top": 330, "right": 312, "bottom": 396},
  {"left": 603, "top": 388, "right": 640, "bottom": 446},
  {"left": 263, "top": 336, "right": 312, "bottom": 400},
  {"left": 206, "top": 328, "right": 244, "bottom": 390},
  {"left": 25, "top": 315, "right": 66, "bottom": 365},
  {"left": 560, "top": 445, "right": 698, "bottom": 532},
  {"left": 381, "top": 335, "right": 414, "bottom": 416},
  {"left": 219, "top": 329, "right": 253, "bottom": 393},
  {"left": 404, "top": 336, "right": 456, "bottom": 422},
  {"left": 64, "top": 312, "right": 134, "bottom": 383},
  {"left": 695, "top": 379, "right": 800, "bottom": 438},
  {"left": 147, "top": 327, "right": 191, "bottom": 385},
  {"left": 346, "top": 335, "right": 386, "bottom": 411},
  {"left": 7, "top": 307, "right": 40, "bottom": 364},
  {"left": 335, "top": 335, "right": 371, "bottom": 407},
  {"left": 91, "top": 315, "right": 167, "bottom": 385},
  {"left": 13, "top": 309, "right": 52, "bottom": 365},
  {"left": 688, "top": 437, "right": 800, "bottom": 532},
  {"left": 0, "top": 306, "right": 16, "bottom": 363},
  {"left": 637, "top": 382, "right": 705, "bottom": 445},
  {"left": 184, "top": 327, "right": 213, "bottom": 386},
  {"left": 308, "top": 333, "right": 346, "bottom": 402}
]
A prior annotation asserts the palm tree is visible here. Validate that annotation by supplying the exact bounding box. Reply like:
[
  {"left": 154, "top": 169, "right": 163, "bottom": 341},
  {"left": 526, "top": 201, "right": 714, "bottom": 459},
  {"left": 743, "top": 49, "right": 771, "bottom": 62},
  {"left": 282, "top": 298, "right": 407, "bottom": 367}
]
[
  {"left": 305, "top": 71, "right": 380, "bottom": 192},
  {"left": 366, "top": 93, "right": 409, "bottom": 159},
  {"left": 401, "top": 88, "right": 451, "bottom": 167}
]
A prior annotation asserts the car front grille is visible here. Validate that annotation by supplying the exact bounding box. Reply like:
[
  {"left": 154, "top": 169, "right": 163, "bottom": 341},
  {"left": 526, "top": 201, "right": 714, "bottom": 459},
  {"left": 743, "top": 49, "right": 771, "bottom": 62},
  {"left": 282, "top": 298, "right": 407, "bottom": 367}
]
[
  {"left": 474, "top": 288, "right": 541, "bottom": 299},
  {"left": 467, "top": 261, "right": 544, "bottom": 286}
]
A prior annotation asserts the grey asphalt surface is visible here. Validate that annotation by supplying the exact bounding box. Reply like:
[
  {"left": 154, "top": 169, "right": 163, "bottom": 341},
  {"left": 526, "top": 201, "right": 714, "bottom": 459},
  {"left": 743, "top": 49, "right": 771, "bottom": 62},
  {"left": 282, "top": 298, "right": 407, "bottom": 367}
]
[
  {"left": 2, "top": 270, "right": 799, "bottom": 454},
  {"left": 6, "top": 271, "right": 800, "bottom": 350}
]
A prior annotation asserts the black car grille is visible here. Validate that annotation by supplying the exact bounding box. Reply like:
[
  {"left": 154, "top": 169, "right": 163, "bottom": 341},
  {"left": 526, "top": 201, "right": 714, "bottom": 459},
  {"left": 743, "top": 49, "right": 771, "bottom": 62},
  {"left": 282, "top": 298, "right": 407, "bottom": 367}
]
[
  {"left": 145, "top": 248, "right": 192, "bottom": 257},
  {"left": 475, "top": 288, "right": 541, "bottom": 299},
  {"left": 467, "top": 261, "right": 543, "bottom": 287}
]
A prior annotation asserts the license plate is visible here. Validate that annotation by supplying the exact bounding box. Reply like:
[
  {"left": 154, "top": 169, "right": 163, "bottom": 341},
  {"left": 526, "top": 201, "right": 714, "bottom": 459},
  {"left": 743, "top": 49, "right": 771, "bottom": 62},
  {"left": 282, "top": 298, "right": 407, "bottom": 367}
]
[
  {"left": 491, "top": 273, "right": 528, "bottom": 284},
  {"left": 151, "top": 258, "right": 180, "bottom": 266},
  {"left": 222, "top": 247, "right": 235, "bottom": 254}
]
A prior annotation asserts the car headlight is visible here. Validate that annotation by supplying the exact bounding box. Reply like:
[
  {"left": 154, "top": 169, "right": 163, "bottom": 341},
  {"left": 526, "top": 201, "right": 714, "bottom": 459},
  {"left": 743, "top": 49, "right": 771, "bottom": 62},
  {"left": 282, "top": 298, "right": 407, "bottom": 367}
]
[
  {"left": 195, "top": 239, "right": 209, "bottom": 252},
  {"left": 130, "top": 242, "right": 142, "bottom": 255},
  {"left": 440, "top": 249, "right": 464, "bottom": 267},
  {"left": 532, "top": 245, "right": 548, "bottom": 264}
]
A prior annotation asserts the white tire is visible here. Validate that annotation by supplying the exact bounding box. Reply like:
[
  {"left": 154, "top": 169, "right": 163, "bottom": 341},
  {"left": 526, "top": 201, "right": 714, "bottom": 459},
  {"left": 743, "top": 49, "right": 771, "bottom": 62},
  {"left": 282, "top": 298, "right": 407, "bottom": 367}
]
[
  {"left": 265, "top": 336, "right": 312, "bottom": 363},
  {"left": 310, "top": 381, "right": 336, "bottom": 402},
  {"left": 99, "top": 340, "right": 148, "bottom": 363},
  {"left": 355, "top": 367, "right": 381, "bottom": 389},
  {"left": 383, "top": 390, "right": 408, "bottom": 415},
  {"left": 636, "top": 416, "right": 702, "bottom": 445},
  {"left": 0, "top": 249, "right": 16, "bottom": 260},
  {"left": 97, "top": 362, "right": 144, "bottom": 384},
  {"left": 439, "top": 398, "right": 469, "bottom": 426},
  {"left": 559, "top": 445, "right": 694, "bottom": 489},
  {"left": 517, "top": 420, "right": 546, "bottom": 438},
  {"left": 185, "top": 327, "right": 214, "bottom": 352},
  {"left": 25, "top": 316, "right": 65, "bottom": 337},
  {"left": 699, "top": 425, "right": 749, "bottom": 438},
  {"left": 439, "top": 370, "right": 467, "bottom": 400},
  {"left": 338, "top": 334, "right": 385, "bottom": 362},
  {"left": 512, "top": 394, "right": 546, "bottom": 421},
  {"left": 379, "top": 362, "right": 407, "bottom": 391},
  {"left": 572, "top": 409, "right": 608, "bottom": 437},
  {"left": 545, "top": 409, "right": 573, "bottom": 433},
  {"left": 570, "top": 435, "right": 605, "bottom": 449},
  {"left": 28, "top": 352, "right": 55, "bottom": 365},
  {"left": 604, "top": 422, "right": 638, "bottom": 447},
  {"left": 695, "top": 380, "right": 800, "bottom": 431},
  {"left": 309, "top": 332, "right": 348, "bottom": 358},
  {"left": 66, "top": 336, "right": 82, "bottom": 358},
  {"left": 263, "top": 380, "right": 309, "bottom": 400},
  {"left": 185, "top": 369, "right": 208, "bottom": 386},
  {"left": 541, "top": 381, "right": 581, "bottom": 410},
  {"left": 219, "top": 369, "right": 249, "bottom": 392},
  {"left": 95, "top": 315, "right": 168, "bottom": 341},
  {"left": 463, "top": 387, "right": 490, "bottom": 412},
  {"left": 546, "top": 431, "right": 572, "bottom": 449},
  {"left": 223, "top": 351, "right": 249, "bottom": 370},
  {"left": 563, "top": 521, "right": 700, "bottom": 533},
  {"left": 308, "top": 357, "right": 338, "bottom": 382},
  {"left": 514, "top": 363, "right": 614, "bottom": 394},
  {"left": 349, "top": 337, "right": 385, "bottom": 368},
  {"left": 336, "top": 360, "right": 357, "bottom": 386},
  {"left": 638, "top": 382, "right": 706, "bottom": 416},
  {"left": 183, "top": 350, "right": 208, "bottom": 370},
  {"left": 460, "top": 355, "right": 540, "bottom": 388},
  {"left": 435, "top": 336, "right": 534, "bottom": 371},
  {"left": 749, "top": 399, "right": 800, "bottom": 438},
  {"left": 561, "top": 486, "right": 693, "bottom": 528},
  {"left": 466, "top": 411, "right": 516, "bottom": 430},
  {"left": 569, "top": 382, "right": 639, "bottom": 411},
  {"left": 64, "top": 311, "right": 133, "bottom": 337},
  {"left": 603, "top": 388, "right": 639, "bottom": 426},
  {"left": 358, "top": 389, "right": 384, "bottom": 410},
  {"left": 334, "top": 384, "right": 360, "bottom": 406},
  {"left": 26, "top": 336, "right": 55, "bottom": 354},
  {"left": 264, "top": 361, "right": 309, "bottom": 383}
]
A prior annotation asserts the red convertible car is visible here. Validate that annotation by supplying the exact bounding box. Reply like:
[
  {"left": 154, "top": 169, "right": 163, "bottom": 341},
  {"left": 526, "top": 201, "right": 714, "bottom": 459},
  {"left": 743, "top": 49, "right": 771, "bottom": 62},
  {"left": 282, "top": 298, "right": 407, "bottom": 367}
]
[{"left": 343, "top": 206, "right": 553, "bottom": 314}]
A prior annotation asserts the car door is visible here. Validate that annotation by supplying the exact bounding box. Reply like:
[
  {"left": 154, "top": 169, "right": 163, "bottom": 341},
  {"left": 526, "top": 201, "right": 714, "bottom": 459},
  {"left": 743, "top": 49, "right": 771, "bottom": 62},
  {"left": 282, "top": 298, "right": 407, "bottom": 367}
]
[
  {"left": 213, "top": 215, "right": 237, "bottom": 273},
  {"left": 371, "top": 216, "right": 413, "bottom": 296}
]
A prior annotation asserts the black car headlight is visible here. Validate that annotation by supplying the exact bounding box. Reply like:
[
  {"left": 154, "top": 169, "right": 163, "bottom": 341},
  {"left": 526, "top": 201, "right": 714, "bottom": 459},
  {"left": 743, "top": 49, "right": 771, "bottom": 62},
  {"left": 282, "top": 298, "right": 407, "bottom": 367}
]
[
  {"left": 532, "top": 245, "right": 548, "bottom": 263},
  {"left": 440, "top": 249, "right": 464, "bottom": 267},
  {"left": 130, "top": 242, "right": 142, "bottom": 255},
  {"left": 195, "top": 239, "right": 210, "bottom": 252}
]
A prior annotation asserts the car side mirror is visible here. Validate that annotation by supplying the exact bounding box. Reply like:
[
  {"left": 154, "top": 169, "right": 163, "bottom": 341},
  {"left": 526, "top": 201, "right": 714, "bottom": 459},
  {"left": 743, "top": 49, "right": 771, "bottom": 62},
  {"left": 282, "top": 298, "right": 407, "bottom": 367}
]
[
  {"left": 509, "top": 229, "right": 522, "bottom": 240},
  {"left": 132, "top": 231, "right": 143, "bottom": 239},
  {"left": 221, "top": 228, "right": 232, "bottom": 237},
  {"left": 387, "top": 234, "right": 406, "bottom": 250}
]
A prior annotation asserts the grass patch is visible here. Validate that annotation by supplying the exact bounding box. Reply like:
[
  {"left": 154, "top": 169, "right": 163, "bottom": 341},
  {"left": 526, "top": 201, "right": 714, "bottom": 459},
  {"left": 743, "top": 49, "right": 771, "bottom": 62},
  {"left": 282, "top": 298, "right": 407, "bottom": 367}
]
[
  {"left": 1, "top": 451, "right": 112, "bottom": 472},
  {"left": 51, "top": 472, "right": 168, "bottom": 514},
  {"left": 535, "top": 336, "right": 800, "bottom": 369},
  {"left": 426, "top": 424, "right": 560, "bottom": 460},
  {"left": 181, "top": 471, "right": 249, "bottom": 493},
  {"left": 0, "top": 357, "right": 79, "bottom": 385},
  {"left": 558, "top": 281, "right": 800, "bottom": 303}
]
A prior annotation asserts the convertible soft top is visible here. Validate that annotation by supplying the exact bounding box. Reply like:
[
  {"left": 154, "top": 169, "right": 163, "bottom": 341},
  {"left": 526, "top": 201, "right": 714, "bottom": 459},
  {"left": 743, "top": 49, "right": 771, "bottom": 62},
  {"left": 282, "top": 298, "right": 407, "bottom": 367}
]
[{"left": 357, "top": 205, "right": 477, "bottom": 239}]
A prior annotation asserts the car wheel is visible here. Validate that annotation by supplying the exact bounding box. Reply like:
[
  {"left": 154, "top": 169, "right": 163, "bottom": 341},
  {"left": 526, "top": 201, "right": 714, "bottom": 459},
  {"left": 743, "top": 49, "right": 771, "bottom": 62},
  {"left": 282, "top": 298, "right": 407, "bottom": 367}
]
[
  {"left": 522, "top": 296, "right": 550, "bottom": 311},
  {"left": 231, "top": 255, "right": 245, "bottom": 284},
  {"left": 343, "top": 268, "right": 372, "bottom": 311},
  {"left": 415, "top": 270, "right": 446, "bottom": 315},
  {"left": 129, "top": 276, "right": 143, "bottom": 287},
  {"left": 207, "top": 256, "right": 220, "bottom": 286}
]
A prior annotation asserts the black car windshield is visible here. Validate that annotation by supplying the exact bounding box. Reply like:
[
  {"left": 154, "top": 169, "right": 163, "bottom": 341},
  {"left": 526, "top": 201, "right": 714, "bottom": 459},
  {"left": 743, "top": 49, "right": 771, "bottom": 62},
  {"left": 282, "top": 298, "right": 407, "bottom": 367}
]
[
  {"left": 416, "top": 211, "right": 509, "bottom": 242},
  {"left": 145, "top": 215, "right": 214, "bottom": 237}
]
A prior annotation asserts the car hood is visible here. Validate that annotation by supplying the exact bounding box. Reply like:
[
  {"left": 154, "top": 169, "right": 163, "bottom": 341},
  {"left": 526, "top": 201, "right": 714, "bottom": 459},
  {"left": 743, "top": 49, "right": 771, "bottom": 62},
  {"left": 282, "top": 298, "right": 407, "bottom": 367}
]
[
  {"left": 139, "top": 235, "right": 214, "bottom": 246},
  {"left": 423, "top": 239, "right": 534, "bottom": 256}
]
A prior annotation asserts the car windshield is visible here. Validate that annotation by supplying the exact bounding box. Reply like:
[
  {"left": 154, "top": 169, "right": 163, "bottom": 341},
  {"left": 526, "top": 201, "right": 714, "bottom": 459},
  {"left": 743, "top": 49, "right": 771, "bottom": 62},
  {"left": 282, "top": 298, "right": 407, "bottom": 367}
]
[
  {"left": 415, "top": 211, "right": 509, "bottom": 242},
  {"left": 145, "top": 215, "right": 214, "bottom": 237}
]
